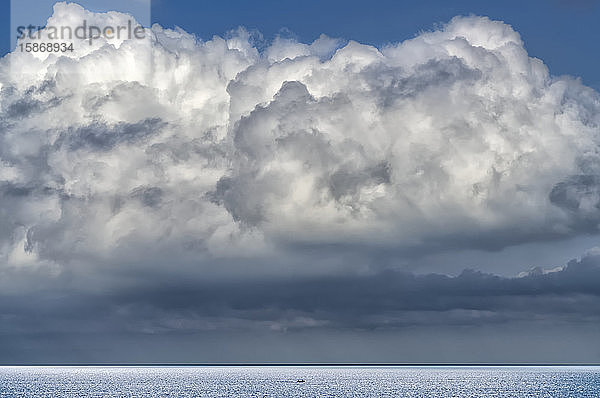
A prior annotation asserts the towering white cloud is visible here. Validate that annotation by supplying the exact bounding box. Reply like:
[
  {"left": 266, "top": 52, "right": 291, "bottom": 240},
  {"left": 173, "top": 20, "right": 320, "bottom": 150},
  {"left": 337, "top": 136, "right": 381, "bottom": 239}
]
[{"left": 1, "top": 2, "right": 600, "bottom": 272}]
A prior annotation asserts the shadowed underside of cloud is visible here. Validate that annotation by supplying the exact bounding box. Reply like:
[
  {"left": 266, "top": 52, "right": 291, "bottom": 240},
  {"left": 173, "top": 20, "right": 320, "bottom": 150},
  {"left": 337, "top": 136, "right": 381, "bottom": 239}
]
[
  {"left": 1, "top": 251, "right": 600, "bottom": 362},
  {"left": 2, "top": 252, "right": 599, "bottom": 335}
]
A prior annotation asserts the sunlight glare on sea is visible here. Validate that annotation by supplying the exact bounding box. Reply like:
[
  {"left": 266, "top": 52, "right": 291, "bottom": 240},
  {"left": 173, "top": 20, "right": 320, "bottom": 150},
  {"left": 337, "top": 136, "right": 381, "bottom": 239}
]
[{"left": 1, "top": 366, "right": 599, "bottom": 397}]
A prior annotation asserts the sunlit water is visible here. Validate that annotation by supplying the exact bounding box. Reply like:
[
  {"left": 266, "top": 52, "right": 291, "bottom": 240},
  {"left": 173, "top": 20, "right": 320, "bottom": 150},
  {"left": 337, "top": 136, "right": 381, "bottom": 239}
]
[{"left": 1, "top": 366, "right": 599, "bottom": 397}]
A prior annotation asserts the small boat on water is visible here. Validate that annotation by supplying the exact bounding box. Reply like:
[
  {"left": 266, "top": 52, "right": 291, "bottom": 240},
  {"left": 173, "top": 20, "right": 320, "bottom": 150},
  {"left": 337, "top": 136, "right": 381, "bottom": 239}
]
[{"left": 296, "top": 379, "right": 306, "bottom": 383}]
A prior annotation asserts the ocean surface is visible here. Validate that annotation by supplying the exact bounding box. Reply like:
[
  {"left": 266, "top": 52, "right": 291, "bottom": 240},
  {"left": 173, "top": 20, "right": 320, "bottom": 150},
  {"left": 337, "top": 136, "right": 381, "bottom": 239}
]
[{"left": 0, "top": 366, "right": 599, "bottom": 397}]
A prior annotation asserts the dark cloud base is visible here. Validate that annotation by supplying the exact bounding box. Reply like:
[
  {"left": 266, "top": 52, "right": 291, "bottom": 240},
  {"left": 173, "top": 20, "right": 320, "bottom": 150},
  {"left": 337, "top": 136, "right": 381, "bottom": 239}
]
[{"left": 1, "top": 254, "right": 599, "bottom": 363}]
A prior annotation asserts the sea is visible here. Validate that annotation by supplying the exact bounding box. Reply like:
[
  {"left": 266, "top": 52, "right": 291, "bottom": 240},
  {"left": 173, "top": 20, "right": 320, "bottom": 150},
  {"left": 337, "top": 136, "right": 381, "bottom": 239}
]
[{"left": 0, "top": 366, "right": 599, "bottom": 397}]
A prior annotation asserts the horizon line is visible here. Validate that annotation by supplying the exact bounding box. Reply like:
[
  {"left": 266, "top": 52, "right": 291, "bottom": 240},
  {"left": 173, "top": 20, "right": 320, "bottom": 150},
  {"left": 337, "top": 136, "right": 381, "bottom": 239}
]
[{"left": 2, "top": 363, "right": 600, "bottom": 367}]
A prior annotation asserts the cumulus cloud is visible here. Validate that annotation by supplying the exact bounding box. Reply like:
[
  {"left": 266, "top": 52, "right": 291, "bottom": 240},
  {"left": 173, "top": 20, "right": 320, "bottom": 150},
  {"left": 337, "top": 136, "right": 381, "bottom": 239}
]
[{"left": 1, "top": 3, "right": 600, "bottom": 271}]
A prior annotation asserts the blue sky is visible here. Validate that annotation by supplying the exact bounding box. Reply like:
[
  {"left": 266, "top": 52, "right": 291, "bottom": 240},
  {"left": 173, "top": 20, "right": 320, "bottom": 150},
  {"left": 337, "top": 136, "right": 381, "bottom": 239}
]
[
  {"left": 156, "top": 0, "right": 600, "bottom": 89},
  {"left": 2, "top": 0, "right": 600, "bottom": 89}
]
